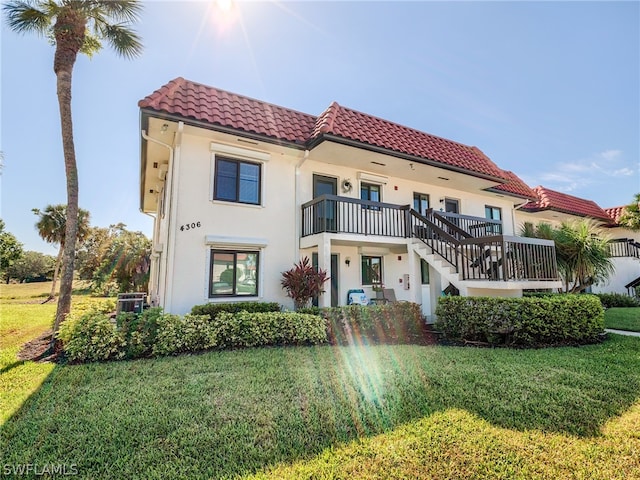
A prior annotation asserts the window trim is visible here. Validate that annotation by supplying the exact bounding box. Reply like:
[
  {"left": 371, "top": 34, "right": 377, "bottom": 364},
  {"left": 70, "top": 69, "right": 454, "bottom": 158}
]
[
  {"left": 209, "top": 249, "right": 260, "bottom": 298},
  {"left": 361, "top": 255, "right": 383, "bottom": 286}
]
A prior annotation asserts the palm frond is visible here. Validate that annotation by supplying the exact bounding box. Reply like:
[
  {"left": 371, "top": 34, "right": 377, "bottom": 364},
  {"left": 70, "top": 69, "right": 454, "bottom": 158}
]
[
  {"left": 91, "top": 0, "right": 142, "bottom": 23},
  {"left": 3, "top": 0, "right": 52, "bottom": 35},
  {"left": 97, "top": 22, "right": 142, "bottom": 58}
]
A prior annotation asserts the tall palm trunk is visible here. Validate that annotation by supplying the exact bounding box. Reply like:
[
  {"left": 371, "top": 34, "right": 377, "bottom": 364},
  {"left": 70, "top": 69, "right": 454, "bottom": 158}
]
[
  {"left": 48, "top": 244, "right": 64, "bottom": 301},
  {"left": 51, "top": 8, "right": 86, "bottom": 347}
]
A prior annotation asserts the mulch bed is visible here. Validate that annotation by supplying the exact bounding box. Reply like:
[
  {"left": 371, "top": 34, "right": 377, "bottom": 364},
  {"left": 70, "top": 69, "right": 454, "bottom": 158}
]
[{"left": 17, "top": 330, "right": 62, "bottom": 363}]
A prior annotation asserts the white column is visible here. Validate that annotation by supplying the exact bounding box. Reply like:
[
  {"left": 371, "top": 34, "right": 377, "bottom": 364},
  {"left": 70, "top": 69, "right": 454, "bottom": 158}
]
[
  {"left": 408, "top": 248, "right": 420, "bottom": 304},
  {"left": 317, "top": 233, "right": 332, "bottom": 307}
]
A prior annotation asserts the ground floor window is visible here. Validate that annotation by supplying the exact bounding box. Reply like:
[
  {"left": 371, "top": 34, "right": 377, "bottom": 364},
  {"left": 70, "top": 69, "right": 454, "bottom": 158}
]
[
  {"left": 361, "top": 255, "right": 383, "bottom": 286},
  {"left": 209, "top": 250, "right": 259, "bottom": 297},
  {"left": 420, "top": 259, "right": 430, "bottom": 284}
]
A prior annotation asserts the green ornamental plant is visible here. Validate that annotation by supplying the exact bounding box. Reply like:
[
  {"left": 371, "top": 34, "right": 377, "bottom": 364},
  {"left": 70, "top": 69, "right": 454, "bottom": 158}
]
[{"left": 281, "top": 257, "right": 329, "bottom": 310}]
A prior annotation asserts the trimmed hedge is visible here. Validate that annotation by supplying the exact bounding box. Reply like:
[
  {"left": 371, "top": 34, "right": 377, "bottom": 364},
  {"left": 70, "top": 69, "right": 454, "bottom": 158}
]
[
  {"left": 60, "top": 307, "right": 326, "bottom": 362},
  {"left": 153, "top": 313, "right": 217, "bottom": 356},
  {"left": 213, "top": 311, "right": 326, "bottom": 348},
  {"left": 309, "top": 302, "right": 425, "bottom": 345},
  {"left": 191, "top": 301, "right": 281, "bottom": 320},
  {"left": 595, "top": 293, "right": 640, "bottom": 308},
  {"left": 435, "top": 295, "right": 604, "bottom": 347}
]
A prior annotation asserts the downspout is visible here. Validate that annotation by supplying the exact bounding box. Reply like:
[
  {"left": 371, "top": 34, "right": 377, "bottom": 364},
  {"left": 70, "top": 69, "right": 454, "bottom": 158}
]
[
  {"left": 512, "top": 200, "right": 529, "bottom": 236},
  {"left": 294, "top": 150, "right": 310, "bottom": 257},
  {"left": 141, "top": 210, "right": 158, "bottom": 305},
  {"left": 141, "top": 129, "right": 174, "bottom": 312}
]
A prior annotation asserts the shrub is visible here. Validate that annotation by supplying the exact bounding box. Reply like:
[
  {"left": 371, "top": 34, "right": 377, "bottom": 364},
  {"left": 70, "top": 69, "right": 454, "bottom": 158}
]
[
  {"left": 281, "top": 257, "right": 329, "bottom": 310},
  {"left": 435, "top": 295, "right": 604, "bottom": 347},
  {"left": 595, "top": 293, "right": 640, "bottom": 308},
  {"left": 58, "top": 311, "right": 125, "bottom": 363},
  {"left": 191, "top": 301, "right": 281, "bottom": 320},
  {"left": 116, "top": 307, "right": 163, "bottom": 359},
  {"left": 213, "top": 311, "right": 326, "bottom": 348},
  {"left": 316, "top": 302, "right": 425, "bottom": 345},
  {"left": 152, "top": 314, "right": 216, "bottom": 356}
]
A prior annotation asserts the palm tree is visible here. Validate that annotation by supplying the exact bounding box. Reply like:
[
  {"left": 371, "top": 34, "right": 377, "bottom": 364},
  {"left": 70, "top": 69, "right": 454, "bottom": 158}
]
[
  {"left": 33, "top": 204, "right": 90, "bottom": 302},
  {"left": 4, "top": 0, "right": 142, "bottom": 338},
  {"left": 619, "top": 193, "right": 640, "bottom": 231},
  {"left": 522, "top": 219, "right": 614, "bottom": 293}
]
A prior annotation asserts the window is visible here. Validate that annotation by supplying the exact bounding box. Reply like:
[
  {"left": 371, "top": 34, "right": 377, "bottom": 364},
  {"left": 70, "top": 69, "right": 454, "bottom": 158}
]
[
  {"left": 444, "top": 198, "right": 459, "bottom": 213},
  {"left": 209, "top": 250, "right": 259, "bottom": 297},
  {"left": 485, "top": 205, "right": 502, "bottom": 234},
  {"left": 361, "top": 182, "right": 381, "bottom": 210},
  {"left": 361, "top": 256, "right": 383, "bottom": 286},
  {"left": 420, "top": 259, "right": 430, "bottom": 285},
  {"left": 214, "top": 157, "right": 261, "bottom": 205},
  {"left": 413, "top": 193, "right": 430, "bottom": 216}
]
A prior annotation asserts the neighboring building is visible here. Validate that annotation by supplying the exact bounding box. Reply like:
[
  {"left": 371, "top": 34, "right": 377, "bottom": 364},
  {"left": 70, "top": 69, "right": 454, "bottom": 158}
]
[
  {"left": 140, "top": 77, "right": 640, "bottom": 317},
  {"left": 516, "top": 186, "right": 640, "bottom": 295}
]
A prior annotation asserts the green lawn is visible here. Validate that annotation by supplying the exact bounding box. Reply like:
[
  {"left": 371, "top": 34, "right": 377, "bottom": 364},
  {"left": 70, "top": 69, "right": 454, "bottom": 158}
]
[
  {"left": 605, "top": 307, "right": 640, "bottom": 332},
  {"left": 1, "top": 286, "right": 640, "bottom": 479}
]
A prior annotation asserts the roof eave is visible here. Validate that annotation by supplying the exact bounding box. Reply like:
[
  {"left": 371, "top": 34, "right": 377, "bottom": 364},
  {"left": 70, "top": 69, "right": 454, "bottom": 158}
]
[
  {"left": 139, "top": 107, "right": 309, "bottom": 151},
  {"left": 307, "top": 133, "right": 507, "bottom": 184}
]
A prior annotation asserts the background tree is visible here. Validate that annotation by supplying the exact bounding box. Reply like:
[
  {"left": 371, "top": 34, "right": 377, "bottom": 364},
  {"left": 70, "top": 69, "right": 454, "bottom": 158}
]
[
  {"left": 33, "top": 204, "right": 90, "bottom": 301},
  {"left": 8, "top": 251, "right": 56, "bottom": 283},
  {"left": 522, "top": 219, "right": 614, "bottom": 293},
  {"left": 0, "top": 219, "right": 24, "bottom": 283},
  {"left": 4, "top": 0, "right": 143, "bottom": 339},
  {"left": 618, "top": 193, "right": 640, "bottom": 231},
  {"left": 90, "top": 224, "right": 151, "bottom": 295}
]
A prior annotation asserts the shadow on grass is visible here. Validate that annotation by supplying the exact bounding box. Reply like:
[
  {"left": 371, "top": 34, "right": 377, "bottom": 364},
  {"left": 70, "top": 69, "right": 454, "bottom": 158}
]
[{"left": 1, "top": 335, "right": 639, "bottom": 479}]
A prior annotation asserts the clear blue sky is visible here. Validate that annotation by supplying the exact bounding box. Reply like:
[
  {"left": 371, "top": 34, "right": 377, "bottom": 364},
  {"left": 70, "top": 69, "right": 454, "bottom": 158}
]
[{"left": 1, "top": 0, "right": 639, "bottom": 255}]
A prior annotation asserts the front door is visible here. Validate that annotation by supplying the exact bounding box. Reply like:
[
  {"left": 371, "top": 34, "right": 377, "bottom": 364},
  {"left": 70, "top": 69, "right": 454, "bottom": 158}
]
[
  {"left": 312, "top": 253, "right": 339, "bottom": 307},
  {"left": 313, "top": 175, "right": 337, "bottom": 232}
]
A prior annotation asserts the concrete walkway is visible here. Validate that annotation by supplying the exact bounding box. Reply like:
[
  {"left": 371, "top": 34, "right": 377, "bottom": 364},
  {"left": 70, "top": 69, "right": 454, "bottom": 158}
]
[{"left": 605, "top": 328, "right": 640, "bottom": 337}]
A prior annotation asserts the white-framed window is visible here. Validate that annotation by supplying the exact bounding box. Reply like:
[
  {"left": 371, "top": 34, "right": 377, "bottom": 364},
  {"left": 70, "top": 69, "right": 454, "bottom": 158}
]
[
  {"left": 361, "top": 255, "right": 383, "bottom": 286},
  {"left": 209, "top": 250, "right": 259, "bottom": 298},
  {"left": 210, "top": 142, "right": 270, "bottom": 206},
  {"left": 213, "top": 156, "right": 261, "bottom": 205}
]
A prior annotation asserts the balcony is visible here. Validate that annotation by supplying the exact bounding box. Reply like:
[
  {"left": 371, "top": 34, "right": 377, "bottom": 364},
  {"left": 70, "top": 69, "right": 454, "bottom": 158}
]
[{"left": 301, "top": 195, "right": 559, "bottom": 283}]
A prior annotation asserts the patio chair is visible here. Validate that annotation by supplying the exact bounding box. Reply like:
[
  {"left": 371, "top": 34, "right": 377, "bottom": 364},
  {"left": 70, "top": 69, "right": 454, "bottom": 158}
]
[{"left": 374, "top": 288, "right": 398, "bottom": 304}]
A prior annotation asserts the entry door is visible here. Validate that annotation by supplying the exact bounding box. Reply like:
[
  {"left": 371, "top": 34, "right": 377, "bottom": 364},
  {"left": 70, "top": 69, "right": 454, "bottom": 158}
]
[
  {"left": 312, "top": 253, "right": 339, "bottom": 307},
  {"left": 313, "top": 175, "right": 337, "bottom": 232}
]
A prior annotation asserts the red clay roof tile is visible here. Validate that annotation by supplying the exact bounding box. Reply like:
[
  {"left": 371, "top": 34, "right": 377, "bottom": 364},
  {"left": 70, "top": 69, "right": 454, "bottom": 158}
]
[
  {"left": 604, "top": 206, "right": 626, "bottom": 224},
  {"left": 140, "top": 78, "right": 536, "bottom": 199},
  {"left": 138, "top": 77, "right": 316, "bottom": 144},
  {"left": 521, "top": 186, "right": 613, "bottom": 222}
]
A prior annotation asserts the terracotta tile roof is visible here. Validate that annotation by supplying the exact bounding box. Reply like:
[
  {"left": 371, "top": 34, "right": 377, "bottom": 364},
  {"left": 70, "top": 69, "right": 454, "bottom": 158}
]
[
  {"left": 487, "top": 170, "right": 537, "bottom": 200},
  {"left": 521, "top": 186, "right": 613, "bottom": 222},
  {"left": 604, "top": 206, "right": 626, "bottom": 224},
  {"left": 311, "top": 102, "right": 511, "bottom": 182},
  {"left": 140, "top": 78, "right": 535, "bottom": 199},
  {"left": 138, "top": 77, "right": 317, "bottom": 145}
]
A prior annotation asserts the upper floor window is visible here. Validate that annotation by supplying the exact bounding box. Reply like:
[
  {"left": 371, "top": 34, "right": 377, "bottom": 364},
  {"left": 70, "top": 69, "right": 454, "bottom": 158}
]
[
  {"left": 413, "top": 192, "right": 430, "bottom": 216},
  {"left": 214, "top": 157, "right": 261, "bottom": 205},
  {"left": 484, "top": 205, "right": 502, "bottom": 234},
  {"left": 361, "top": 182, "right": 381, "bottom": 210}
]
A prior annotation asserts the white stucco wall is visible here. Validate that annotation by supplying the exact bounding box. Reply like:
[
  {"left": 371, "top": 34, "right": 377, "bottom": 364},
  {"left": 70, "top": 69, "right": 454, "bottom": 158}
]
[{"left": 149, "top": 123, "right": 551, "bottom": 314}]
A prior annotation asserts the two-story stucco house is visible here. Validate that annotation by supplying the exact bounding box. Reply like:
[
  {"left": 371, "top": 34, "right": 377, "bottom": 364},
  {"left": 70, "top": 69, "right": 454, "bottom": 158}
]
[{"left": 140, "top": 77, "right": 639, "bottom": 317}]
